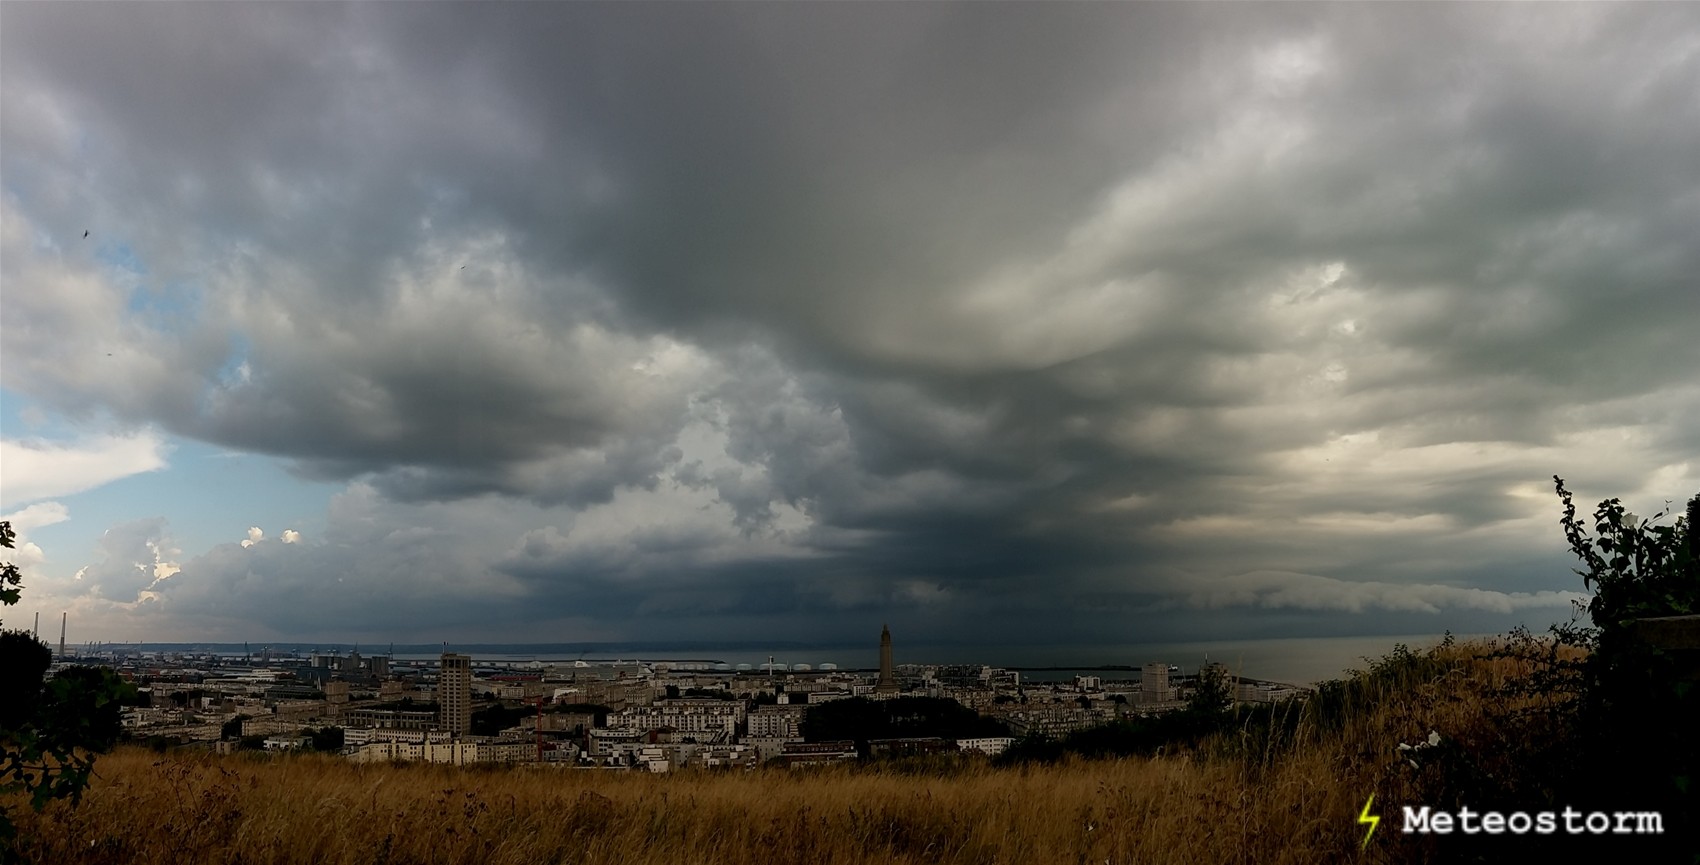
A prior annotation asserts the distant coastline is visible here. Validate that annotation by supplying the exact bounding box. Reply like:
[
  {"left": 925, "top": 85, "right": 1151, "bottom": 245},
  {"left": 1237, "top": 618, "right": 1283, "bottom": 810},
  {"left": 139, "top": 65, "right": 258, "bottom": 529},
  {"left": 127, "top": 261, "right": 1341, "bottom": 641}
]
[{"left": 73, "top": 632, "right": 1478, "bottom": 687}]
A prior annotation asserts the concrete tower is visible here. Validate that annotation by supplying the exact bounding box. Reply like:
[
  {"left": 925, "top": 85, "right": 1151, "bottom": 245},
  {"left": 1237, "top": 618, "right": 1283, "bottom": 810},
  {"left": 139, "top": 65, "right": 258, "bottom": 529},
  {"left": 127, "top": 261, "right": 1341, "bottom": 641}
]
[
  {"left": 438, "top": 653, "right": 473, "bottom": 737},
  {"left": 876, "top": 624, "right": 898, "bottom": 694},
  {"left": 1141, "top": 662, "right": 1171, "bottom": 705}
]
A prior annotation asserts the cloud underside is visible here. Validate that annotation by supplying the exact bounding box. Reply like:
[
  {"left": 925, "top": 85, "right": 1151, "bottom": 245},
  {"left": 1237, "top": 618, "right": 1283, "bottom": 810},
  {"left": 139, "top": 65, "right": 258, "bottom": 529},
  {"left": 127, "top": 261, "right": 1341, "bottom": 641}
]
[
  {"left": 2, "top": 4, "right": 1698, "bottom": 641},
  {"left": 1172, "top": 570, "right": 1585, "bottom": 616}
]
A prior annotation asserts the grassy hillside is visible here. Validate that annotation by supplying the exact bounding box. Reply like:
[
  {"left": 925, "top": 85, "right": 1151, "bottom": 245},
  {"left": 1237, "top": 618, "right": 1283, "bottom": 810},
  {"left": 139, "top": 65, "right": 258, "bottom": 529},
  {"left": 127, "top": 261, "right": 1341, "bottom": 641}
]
[{"left": 4, "top": 636, "right": 1665, "bottom": 864}]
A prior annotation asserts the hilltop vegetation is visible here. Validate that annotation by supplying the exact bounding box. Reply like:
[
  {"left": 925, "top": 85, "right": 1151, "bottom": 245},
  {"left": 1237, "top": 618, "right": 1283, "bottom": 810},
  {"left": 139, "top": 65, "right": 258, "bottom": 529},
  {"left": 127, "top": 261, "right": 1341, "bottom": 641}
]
[
  {"left": 1, "top": 522, "right": 137, "bottom": 860},
  {"left": 2, "top": 633, "right": 1671, "bottom": 865}
]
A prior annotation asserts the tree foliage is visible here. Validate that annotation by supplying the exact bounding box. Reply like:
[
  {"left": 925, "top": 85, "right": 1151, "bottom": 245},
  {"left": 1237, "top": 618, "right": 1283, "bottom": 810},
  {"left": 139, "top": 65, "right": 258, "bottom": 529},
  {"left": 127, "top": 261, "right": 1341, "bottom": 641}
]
[
  {"left": 304, "top": 726, "right": 345, "bottom": 753},
  {"left": 1423, "top": 480, "right": 1700, "bottom": 856},
  {"left": 1186, "top": 664, "right": 1234, "bottom": 721},
  {"left": 1, "top": 521, "right": 137, "bottom": 860},
  {"left": 221, "top": 715, "right": 249, "bottom": 741},
  {"left": 1548, "top": 478, "right": 1699, "bottom": 842},
  {"left": 0, "top": 524, "right": 20, "bottom": 609},
  {"left": 470, "top": 704, "right": 531, "bottom": 738},
  {"left": 802, "top": 697, "right": 1009, "bottom": 748},
  {"left": 1556, "top": 477, "right": 1699, "bottom": 632},
  {"left": 995, "top": 690, "right": 1262, "bottom": 766}
]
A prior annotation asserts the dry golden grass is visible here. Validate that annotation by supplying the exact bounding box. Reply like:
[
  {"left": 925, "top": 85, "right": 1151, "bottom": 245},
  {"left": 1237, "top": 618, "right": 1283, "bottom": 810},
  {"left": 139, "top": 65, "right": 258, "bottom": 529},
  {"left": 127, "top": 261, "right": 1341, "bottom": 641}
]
[{"left": 8, "top": 638, "right": 1580, "bottom": 865}]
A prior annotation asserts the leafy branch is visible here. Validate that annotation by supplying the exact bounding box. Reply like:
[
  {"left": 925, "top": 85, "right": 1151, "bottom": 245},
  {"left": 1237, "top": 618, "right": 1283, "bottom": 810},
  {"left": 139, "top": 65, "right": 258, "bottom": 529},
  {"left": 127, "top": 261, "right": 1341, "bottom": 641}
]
[{"left": 1, "top": 521, "right": 136, "bottom": 862}]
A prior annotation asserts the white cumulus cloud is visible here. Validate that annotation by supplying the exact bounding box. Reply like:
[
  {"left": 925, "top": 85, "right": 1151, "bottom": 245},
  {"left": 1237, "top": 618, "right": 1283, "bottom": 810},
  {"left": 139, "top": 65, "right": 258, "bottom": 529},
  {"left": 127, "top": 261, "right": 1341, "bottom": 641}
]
[
  {"left": 2, "top": 500, "right": 70, "bottom": 532},
  {"left": 0, "top": 501, "right": 71, "bottom": 572},
  {"left": 0, "top": 433, "right": 168, "bottom": 508}
]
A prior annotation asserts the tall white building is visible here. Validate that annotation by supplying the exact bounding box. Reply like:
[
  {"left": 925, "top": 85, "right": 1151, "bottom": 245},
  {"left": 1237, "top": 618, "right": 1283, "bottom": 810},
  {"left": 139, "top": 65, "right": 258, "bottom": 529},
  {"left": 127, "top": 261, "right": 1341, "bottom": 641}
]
[
  {"left": 1141, "top": 662, "right": 1172, "bottom": 705},
  {"left": 438, "top": 653, "right": 472, "bottom": 737},
  {"left": 746, "top": 706, "right": 805, "bottom": 738}
]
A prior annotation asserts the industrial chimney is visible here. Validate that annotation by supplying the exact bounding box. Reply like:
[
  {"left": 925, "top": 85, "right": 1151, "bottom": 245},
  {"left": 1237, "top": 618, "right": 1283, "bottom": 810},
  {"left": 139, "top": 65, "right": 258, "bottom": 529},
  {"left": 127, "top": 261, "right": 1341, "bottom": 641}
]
[{"left": 59, "top": 612, "right": 67, "bottom": 659}]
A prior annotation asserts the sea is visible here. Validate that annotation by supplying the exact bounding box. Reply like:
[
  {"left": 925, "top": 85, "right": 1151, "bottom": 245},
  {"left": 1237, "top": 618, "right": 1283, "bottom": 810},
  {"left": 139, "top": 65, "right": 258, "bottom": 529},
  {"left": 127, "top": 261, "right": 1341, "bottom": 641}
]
[
  {"left": 377, "top": 633, "right": 1482, "bottom": 687},
  {"left": 113, "top": 632, "right": 1484, "bottom": 687}
]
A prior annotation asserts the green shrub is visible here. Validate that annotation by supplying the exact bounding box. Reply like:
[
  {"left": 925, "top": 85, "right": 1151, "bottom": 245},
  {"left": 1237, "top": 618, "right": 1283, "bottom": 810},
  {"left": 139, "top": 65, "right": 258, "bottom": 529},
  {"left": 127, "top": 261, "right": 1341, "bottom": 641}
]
[{"left": 1, "top": 522, "right": 137, "bottom": 862}]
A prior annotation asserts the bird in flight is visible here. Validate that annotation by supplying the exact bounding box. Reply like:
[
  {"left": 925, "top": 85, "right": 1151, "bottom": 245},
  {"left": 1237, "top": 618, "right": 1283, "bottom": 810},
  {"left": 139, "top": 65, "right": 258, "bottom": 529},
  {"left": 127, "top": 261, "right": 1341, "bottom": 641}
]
[{"left": 84, "top": 230, "right": 90, "bottom": 238}]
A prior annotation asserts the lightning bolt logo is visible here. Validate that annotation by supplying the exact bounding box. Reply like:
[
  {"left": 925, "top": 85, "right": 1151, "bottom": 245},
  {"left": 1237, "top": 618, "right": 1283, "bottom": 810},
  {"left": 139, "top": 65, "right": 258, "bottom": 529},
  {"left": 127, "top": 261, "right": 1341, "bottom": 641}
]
[{"left": 1359, "top": 794, "right": 1380, "bottom": 850}]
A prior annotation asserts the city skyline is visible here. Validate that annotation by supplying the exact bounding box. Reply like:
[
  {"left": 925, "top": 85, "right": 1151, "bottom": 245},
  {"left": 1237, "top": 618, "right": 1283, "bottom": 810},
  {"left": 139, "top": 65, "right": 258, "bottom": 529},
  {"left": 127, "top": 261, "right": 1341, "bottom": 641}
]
[
  {"left": 23, "top": 626, "right": 1497, "bottom": 691},
  {"left": 99, "top": 620, "right": 1297, "bottom": 769},
  {"left": 4, "top": 4, "right": 1698, "bottom": 647}
]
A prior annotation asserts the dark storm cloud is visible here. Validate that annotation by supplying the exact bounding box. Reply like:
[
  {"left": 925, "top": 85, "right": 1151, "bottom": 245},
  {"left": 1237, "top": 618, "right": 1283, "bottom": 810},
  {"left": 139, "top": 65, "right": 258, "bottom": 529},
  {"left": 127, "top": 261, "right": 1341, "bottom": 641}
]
[{"left": 4, "top": 3, "right": 1697, "bottom": 642}]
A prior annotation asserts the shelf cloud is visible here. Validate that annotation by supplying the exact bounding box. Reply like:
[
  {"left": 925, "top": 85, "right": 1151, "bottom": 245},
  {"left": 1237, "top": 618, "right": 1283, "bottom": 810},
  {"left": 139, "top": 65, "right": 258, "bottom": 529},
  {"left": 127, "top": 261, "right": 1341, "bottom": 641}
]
[{"left": 3, "top": 3, "right": 1696, "bottom": 644}]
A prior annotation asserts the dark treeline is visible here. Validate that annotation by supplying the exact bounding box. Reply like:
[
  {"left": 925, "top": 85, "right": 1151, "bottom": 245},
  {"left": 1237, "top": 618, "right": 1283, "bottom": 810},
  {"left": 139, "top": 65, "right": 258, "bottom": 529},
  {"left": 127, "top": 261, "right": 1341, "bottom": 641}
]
[{"left": 802, "top": 697, "right": 1011, "bottom": 748}]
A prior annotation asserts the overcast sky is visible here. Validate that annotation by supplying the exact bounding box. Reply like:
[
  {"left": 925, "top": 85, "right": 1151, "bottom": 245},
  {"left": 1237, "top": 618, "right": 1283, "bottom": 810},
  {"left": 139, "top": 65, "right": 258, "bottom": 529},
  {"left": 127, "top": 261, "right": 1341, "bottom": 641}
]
[{"left": 2, "top": 3, "right": 1696, "bottom": 652}]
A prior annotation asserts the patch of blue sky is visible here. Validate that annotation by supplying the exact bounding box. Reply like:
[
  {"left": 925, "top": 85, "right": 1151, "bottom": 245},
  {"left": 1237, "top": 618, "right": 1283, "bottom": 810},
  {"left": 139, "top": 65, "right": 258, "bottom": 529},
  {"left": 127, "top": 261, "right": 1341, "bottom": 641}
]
[
  {"left": 193, "top": 332, "right": 256, "bottom": 422},
  {"left": 2, "top": 386, "right": 334, "bottom": 578},
  {"left": 0, "top": 387, "right": 75, "bottom": 441},
  {"left": 104, "top": 243, "right": 206, "bottom": 332},
  {"left": 1, "top": 387, "right": 36, "bottom": 435},
  {"left": 96, "top": 240, "right": 146, "bottom": 279},
  {"left": 22, "top": 436, "right": 340, "bottom": 582},
  {"left": 213, "top": 332, "right": 254, "bottom": 387}
]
